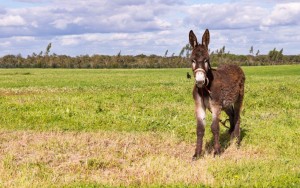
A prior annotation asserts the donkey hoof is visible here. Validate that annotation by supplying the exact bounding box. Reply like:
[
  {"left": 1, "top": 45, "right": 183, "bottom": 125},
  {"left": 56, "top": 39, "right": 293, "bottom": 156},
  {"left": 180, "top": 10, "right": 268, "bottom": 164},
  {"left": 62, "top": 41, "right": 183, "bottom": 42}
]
[
  {"left": 192, "top": 153, "right": 201, "bottom": 161},
  {"left": 213, "top": 150, "right": 221, "bottom": 157},
  {"left": 228, "top": 129, "right": 234, "bottom": 135},
  {"left": 230, "top": 135, "right": 240, "bottom": 144}
]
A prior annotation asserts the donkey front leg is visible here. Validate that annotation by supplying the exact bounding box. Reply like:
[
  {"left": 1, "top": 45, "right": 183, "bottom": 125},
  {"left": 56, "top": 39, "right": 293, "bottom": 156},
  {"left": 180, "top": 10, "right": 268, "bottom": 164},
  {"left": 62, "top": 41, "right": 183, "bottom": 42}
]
[
  {"left": 211, "top": 107, "right": 221, "bottom": 156},
  {"left": 193, "top": 99, "right": 206, "bottom": 160},
  {"left": 193, "top": 117, "right": 205, "bottom": 160}
]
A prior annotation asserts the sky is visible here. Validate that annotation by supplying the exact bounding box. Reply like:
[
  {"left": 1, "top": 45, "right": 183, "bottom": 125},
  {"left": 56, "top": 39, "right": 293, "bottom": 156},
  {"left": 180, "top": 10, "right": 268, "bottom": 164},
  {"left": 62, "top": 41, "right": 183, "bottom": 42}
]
[{"left": 0, "top": 0, "right": 300, "bottom": 57}]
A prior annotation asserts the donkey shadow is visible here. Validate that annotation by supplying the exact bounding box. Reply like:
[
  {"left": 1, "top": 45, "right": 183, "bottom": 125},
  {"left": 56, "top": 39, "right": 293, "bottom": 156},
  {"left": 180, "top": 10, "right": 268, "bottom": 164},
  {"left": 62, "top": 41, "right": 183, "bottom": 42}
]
[{"left": 204, "top": 127, "right": 248, "bottom": 154}]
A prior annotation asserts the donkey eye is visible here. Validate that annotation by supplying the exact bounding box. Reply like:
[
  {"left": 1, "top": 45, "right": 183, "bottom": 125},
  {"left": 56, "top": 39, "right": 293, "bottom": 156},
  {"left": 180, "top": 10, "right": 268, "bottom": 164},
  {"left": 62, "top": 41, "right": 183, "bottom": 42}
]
[
  {"left": 204, "top": 59, "right": 209, "bottom": 70},
  {"left": 192, "top": 61, "right": 196, "bottom": 70},
  {"left": 204, "top": 59, "right": 210, "bottom": 65}
]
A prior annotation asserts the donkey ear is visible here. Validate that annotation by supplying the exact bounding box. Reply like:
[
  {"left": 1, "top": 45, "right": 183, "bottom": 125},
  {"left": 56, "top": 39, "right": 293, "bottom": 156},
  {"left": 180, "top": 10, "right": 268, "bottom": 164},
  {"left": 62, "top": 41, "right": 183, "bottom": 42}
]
[
  {"left": 202, "top": 29, "right": 210, "bottom": 48},
  {"left": 189, "top": 30, "right": 198, "bottom": 49}
]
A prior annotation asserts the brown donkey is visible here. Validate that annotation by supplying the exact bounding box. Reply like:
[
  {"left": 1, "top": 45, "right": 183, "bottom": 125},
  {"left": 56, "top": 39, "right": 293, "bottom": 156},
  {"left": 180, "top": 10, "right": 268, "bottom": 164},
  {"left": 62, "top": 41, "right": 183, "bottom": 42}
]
[{"left": 189, "top": 29, "right": 245, "bottom": 160}]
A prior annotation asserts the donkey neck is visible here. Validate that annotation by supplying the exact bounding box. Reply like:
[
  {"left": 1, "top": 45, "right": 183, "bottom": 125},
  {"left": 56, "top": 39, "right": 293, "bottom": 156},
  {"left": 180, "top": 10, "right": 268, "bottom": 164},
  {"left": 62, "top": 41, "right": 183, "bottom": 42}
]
[
  {"left": 206, "top": 68, "right": 214, "bottom": 88},
  {"left": 197, "top": 86, "right": 211, "bottom": 99}
]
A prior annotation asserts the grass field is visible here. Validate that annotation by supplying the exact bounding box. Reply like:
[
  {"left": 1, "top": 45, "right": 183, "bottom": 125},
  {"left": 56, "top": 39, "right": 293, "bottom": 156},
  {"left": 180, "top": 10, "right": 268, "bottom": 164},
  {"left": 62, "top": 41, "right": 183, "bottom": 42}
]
[{"left": 0, "top": 65, "right": 299, "bottom": 187}]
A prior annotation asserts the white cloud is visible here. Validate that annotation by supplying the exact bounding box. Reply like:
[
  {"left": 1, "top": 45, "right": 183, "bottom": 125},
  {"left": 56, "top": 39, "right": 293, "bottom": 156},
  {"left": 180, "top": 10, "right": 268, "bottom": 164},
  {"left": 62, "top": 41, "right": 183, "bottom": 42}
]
[
  {"left": 11, "top": 36, "right": 36, "bottom": 42},
  {"left": 262, "top": 3, "right": 300, "bottom": 27},
  {"left": 59, "top": 36, "right": 80, "bottom": 46},
  {"left": 0, "top": 15, "right": 26, "bottom": 26},
  {"left": 185, "top": 3, "right": 268, "bottom": 30},
  {"left": 0, "top": 41, "right": 11, "bottom": 47},
  {"left": 51, "top": 17, "right": 83, "bottom": 30},
  {"left": 51, "top": 19, "right": 69, "bottom": 29}
]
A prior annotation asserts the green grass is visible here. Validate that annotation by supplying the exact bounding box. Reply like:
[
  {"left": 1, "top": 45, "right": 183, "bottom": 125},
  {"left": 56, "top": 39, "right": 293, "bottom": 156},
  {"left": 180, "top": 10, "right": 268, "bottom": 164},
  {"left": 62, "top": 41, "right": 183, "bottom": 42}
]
[
  {"left": 0, "top": 65, "right": 299, "bottom": 187},
  {"left": 0, "top": 69, "right": 195, "bottom": 135}
]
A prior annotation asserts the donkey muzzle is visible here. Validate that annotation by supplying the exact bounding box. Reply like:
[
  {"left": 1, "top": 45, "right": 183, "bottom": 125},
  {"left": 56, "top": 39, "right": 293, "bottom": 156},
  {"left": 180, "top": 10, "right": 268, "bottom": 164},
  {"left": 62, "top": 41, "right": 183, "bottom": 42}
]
[
  {"left": 194, "top": 68, "right": 206, "bottom": 88},
  {"left": 196, "top": 80, "right": 205, "bottom": 88}
]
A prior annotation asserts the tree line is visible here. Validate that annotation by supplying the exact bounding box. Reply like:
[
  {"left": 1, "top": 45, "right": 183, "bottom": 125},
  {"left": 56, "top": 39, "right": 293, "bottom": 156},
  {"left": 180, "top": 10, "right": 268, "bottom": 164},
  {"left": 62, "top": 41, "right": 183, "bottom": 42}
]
[{"left": 0, "top": 43, "right": 299, "bottom": 68}]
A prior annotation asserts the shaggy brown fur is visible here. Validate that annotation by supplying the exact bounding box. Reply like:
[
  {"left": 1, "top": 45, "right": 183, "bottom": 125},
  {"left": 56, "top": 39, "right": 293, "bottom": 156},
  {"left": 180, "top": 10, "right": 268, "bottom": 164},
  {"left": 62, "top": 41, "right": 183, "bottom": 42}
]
[
  {"left": 189, "top": 29, "right": 245, "bottom": 160},
  {"left": 208, "top": 64, "right": 245, "bottom": 109}
]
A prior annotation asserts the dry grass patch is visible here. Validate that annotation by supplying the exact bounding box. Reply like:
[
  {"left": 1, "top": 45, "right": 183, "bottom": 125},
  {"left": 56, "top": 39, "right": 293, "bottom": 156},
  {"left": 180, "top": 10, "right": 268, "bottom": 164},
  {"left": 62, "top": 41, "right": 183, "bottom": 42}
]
[
  {"left": 0, "top": 87, "right": 74, "bottom": 96},
  {"left": 0, "top": 130, "right": 273, "bottom": 187},
  {"left": 0, "top": 130, "right": 216, "bottom": 187}
]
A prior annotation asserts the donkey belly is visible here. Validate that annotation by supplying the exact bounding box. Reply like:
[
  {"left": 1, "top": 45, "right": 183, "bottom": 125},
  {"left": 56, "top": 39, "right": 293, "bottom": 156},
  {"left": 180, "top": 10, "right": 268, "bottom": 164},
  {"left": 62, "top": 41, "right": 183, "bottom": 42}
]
[
  {"left": 209, "top": 90, "right": 238, "bottom": 110},
  {"left": 221, "top": 87, "right": 240, "bottom": 108}
]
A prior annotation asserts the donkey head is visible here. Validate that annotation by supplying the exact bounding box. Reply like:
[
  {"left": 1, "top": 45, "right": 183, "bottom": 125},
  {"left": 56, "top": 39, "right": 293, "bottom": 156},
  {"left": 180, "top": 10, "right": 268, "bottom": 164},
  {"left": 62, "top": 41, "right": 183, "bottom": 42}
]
[{"left": 189, "top": 29, "right": 211, "bottom": 88}]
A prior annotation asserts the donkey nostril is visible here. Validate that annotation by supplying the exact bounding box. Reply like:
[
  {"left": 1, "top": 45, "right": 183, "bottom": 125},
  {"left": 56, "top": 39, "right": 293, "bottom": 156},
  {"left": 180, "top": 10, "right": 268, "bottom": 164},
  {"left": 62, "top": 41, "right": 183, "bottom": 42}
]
[
  {"left": 197, "top": 80, "right": 204, "bottom": 84},
  {"left": 196, "top": 80, "right": 205, "bottom": 86}
]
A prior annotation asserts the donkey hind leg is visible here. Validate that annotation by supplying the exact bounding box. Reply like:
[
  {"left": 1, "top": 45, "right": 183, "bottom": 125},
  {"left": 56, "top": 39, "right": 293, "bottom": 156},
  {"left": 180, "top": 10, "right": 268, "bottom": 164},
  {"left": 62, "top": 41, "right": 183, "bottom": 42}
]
[
  {"left": 211, "top": 107, "right": 221, "bottom": 156},
  {"left": 225, "top": 106, "right": 235, "bottom": 134},
  {"left": 231, "top": 94, "right": 244, "bottom": 143}
]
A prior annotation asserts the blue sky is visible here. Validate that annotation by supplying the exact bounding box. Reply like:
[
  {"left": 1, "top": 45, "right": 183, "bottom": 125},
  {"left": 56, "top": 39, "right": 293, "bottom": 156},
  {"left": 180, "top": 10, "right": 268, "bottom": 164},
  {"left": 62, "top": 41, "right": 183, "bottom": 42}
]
[{"left": 0, "top": 0, "right": 300, "bottom": 56}]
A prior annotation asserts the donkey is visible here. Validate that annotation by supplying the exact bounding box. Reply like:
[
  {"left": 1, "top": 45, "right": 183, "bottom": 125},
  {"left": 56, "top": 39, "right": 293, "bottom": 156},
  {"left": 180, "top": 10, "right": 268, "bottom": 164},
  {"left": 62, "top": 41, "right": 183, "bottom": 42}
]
[{"left": 189, "top": 29, "right": 245, "bottom": 159}]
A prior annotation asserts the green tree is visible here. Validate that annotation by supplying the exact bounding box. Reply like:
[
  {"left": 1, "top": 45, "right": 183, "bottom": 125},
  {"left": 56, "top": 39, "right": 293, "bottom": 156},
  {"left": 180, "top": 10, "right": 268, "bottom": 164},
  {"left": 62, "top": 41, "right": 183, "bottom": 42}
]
[
  {"left": 249, "top": 46, "right": 254, "bottom": 55},
  {"left": 164, "top": 49, "right": 168, "bottom": 57},
  {"left": 256, "top": 50, "right": 260, "bottom": 56},
  {"left": 45, "top": 43, "right": 52, "bottom": 56}
]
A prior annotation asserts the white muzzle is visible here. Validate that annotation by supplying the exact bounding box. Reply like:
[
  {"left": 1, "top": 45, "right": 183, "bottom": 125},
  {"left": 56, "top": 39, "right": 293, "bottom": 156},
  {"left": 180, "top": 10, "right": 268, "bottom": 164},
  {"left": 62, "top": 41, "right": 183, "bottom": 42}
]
[{"left": 194, "top": 68, "right": 206, "bottom": 88}]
